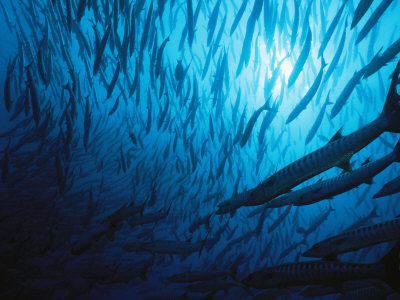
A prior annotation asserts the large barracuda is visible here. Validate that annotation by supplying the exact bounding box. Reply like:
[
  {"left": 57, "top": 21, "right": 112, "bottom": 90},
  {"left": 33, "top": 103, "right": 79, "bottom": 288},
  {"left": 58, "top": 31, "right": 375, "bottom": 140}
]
[
  {"left": 374, "top": 174, "right": 400, "bottom": 198},
  {"left": 265, "top": 138, "right": 400, "bottom": 208},
  {"left": 243, "top": 241, "right": 400, "bottom": 292},
  {"left": 218, "top": 60, "right": 400, "bottom": 213},
  {"left": 303, "top": 216, "right": 400, "bottom": 259}
]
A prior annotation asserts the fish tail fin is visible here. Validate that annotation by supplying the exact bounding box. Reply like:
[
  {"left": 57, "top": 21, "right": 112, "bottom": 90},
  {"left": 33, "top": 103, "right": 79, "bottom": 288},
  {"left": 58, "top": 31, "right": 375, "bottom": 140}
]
[
  {"left": 394, "top": 138, "right": 400, "bottom": 162},
  {"left": 380, "top": 240, "right": 400, "bottom": 294},
  {"left": 382, "top": 59, "right": 400, "bottom": 133}
]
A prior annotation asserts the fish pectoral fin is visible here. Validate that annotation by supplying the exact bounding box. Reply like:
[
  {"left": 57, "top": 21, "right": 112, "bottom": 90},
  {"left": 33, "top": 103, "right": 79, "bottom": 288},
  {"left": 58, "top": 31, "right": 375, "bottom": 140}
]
[
  {"left": 337, "top": 159, "right": 352, "bottom": 173},
  {"left": 328, "top": 128, "right": 343, "bottom": 144}
]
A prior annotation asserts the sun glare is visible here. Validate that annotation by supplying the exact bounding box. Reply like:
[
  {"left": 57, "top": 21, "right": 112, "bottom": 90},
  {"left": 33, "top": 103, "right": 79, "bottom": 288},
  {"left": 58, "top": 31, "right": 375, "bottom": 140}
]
[{"left": 256, "top": 39, "right": 293, "bottom": 100}]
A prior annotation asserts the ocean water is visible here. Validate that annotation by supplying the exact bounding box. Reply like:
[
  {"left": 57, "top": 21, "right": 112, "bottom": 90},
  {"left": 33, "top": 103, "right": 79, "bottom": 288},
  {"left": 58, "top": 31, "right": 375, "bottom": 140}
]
[{"left": 0, "top": 0, "right": 400, "bottom": 299}]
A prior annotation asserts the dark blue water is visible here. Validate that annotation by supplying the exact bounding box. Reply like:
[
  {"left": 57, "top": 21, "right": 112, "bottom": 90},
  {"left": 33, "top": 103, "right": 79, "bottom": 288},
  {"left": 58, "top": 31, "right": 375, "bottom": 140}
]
[{"left": 0, "top": 0, "right": 399, "bottom": 299}]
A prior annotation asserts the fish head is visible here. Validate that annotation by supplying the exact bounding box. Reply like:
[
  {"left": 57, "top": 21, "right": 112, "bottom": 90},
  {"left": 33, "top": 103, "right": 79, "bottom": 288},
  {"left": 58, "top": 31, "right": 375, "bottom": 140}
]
[{"left": 302, "top": 242, "right": 326, "bottom": 258}]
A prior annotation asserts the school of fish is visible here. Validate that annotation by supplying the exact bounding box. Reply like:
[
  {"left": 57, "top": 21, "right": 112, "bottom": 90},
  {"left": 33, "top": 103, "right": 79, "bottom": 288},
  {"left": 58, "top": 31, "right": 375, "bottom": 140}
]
[{"left": 0, "top": 0, "right": 400, "bottom": 299}]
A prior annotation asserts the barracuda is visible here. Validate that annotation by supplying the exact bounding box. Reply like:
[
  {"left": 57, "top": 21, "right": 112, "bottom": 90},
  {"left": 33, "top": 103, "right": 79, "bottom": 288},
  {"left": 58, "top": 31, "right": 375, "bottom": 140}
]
[
  {"left": 243, "top": 241, "right": 400, "bottom": 292},
  {"left": 374, "top": 174, "right": 400, "bottom": 198},
  {"left": 303, "top": 216, "right": 400, "bottom": 259},
  {"left": 265, "top": 138, "right": 400, "bottom": 208},
  {"left": 218, "top": 60, "right": 400, "bottom": 214}
]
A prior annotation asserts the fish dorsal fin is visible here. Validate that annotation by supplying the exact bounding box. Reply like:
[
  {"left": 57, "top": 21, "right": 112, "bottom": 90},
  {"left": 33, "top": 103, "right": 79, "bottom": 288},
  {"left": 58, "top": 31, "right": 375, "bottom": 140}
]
[
  {"left": 328, "top": 128, "right": 343, "bottom": 144},
  {"left": 337, "top": 159, "right": 352, "bottom": 173}
]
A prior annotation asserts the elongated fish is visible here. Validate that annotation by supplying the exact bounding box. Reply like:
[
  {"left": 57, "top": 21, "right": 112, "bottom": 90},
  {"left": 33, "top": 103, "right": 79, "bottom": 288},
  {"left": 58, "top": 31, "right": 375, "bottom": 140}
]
[
  {"left": 364, "top": 37, "right": 400, "bottom": 78},
  {"left": 187, "top": 0, "right": 194, "bottom": 46},
  {"left": 330, "top": 65, "right": 368, "bottom": 119},
  {"left": 318, "top": 0, "right": 347, "bottom": 58},
  {"left": 217, "top": 60, "right": 400, "bottom": 213},
  {"left": 286, "top": 58, "right": 327, "bottom": 124},
  {"left": 303, "top": 216, "right": 400, "bottom": 259},
  {"left": 287, "top": 26, "right": 311, "bottom": 87},
  {"left": 235, "top": 0, "right": 263, "bottom": 76},
  {"left": 323, "top": 20, "right": 347, "bottom": 84},
  {"left": 155, "top": 36, "right": 170, "bottom": 79},
  {"left": 351, "top": 0, "right": 374, "bottom": 29},
  {"left": 107, "top": 61, "right": 121, "bottom": 98},
  {"left": 266, "top": 138, "right": 400, "bottom": 208},
  {"left": 207, "top": 0, "right": 222, "bottom": 46},
  {"left": 290, "top": 0, "right": 299, "bottom": 52},
  {"left": 240, "top": 101, "right": 270, "bottom": 148},
  {"left": 356, "top": 0, "right": 394, "bottom": 44},
  {"left": 230, "top": 0, "right": 247, "bottom": 36},
  {"left": 243, "top": 241, "right": 400, "bottom": 293},
  {"left": 305, "top": 92, "right": 332, "bottom": 145},
  {"left": 374, "top": 174, "right": 400, "bottom": 198},
  {"left": 25, "top": 64, "right": 40, "bottom": 125},
  {"left": 93, "top": 23, "right": 112, "bottom": 75}
]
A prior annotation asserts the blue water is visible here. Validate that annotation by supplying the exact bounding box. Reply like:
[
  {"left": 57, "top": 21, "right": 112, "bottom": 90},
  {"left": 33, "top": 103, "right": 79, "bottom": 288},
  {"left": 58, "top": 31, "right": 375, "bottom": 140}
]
[{"left": 0, "top": 0, "right": 399, "bottom": 299}]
